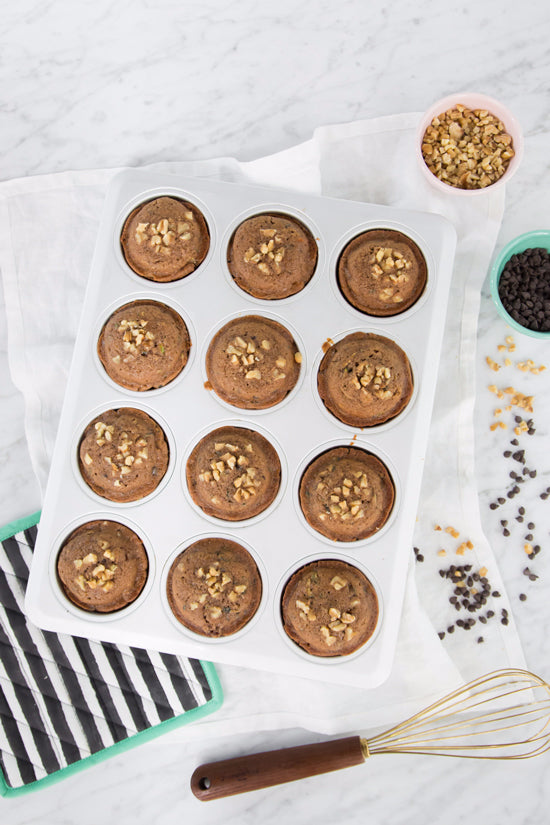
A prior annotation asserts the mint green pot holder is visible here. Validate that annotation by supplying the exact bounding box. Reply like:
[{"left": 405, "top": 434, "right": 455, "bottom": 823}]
[{"left": 0, "top": 513, "right": 223, "bottom": 797}]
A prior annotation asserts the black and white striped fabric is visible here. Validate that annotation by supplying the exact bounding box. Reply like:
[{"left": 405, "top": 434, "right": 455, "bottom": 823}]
[{"left": 0, "top": 521, "right": 218, "bottom": 792}]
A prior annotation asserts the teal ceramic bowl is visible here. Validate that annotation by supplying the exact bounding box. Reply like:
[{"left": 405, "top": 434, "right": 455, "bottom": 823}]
[{"left": 489, "top": 230, "right": 550, "bottom": 339}]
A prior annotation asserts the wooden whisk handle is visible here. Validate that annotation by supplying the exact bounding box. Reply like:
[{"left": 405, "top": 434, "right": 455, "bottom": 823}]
[{"left": 190, "top": 735, "right": 366, "bottom": 801}]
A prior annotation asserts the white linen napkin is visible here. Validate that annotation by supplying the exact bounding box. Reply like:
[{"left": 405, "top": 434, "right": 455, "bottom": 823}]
[{"left": 0, "top": 114, "right": 526, "bottom": 737}]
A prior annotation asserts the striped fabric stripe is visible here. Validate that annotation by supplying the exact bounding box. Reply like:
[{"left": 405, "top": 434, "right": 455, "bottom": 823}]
[{"left": 0, "top": 526, "right": 213, "bottom": 790}]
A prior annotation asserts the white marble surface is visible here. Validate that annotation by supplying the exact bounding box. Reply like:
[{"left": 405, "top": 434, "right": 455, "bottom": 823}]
[{"left": 1, "top": 0, "right": 550, "bottom": 822}]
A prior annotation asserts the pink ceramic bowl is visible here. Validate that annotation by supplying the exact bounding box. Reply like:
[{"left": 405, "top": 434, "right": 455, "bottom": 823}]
[{"left": 416, "top": 92, "right": 524, "bottom": 196}]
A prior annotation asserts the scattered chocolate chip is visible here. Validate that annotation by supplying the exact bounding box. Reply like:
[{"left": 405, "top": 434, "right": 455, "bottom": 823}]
[
  {"left": 503, "top": 529, "right": 510, "bottom": 536},
  {"left": 525, "top": 533, "right": 533, "bottom": 541},
  {"left": 447, "top": 625, "right": 455, "bottom": 633},
  {"left": 519, "top": 593, "right": 527, "bottom": 601},
  {"left": 477, "top": 636, "right": 484, "bottom": 644},
  {"left": 503, "top": 450, "right": 512, "bottom": 457},
  {"left": 490, "top": 502, "right": 498, "bottom": 509},
  {"left": 501, "top": 617, "right": 509, "bottom": 626},
  {"left": 518, "top": 506, "right": 525, "bottom": 515},
  {"left": 527, "top": 522, "right": 535, "bottom": 530},
  {"left": 498, "top": 497, "right": 506, "bottom": 504},
  {"left": 438, "top": 631, "right": 445, "bottom": 640}
]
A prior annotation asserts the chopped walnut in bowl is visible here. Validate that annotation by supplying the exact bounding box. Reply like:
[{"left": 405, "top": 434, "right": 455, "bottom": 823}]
[{"left": 417, "top": 93, "right": 523, "bottom": 194}]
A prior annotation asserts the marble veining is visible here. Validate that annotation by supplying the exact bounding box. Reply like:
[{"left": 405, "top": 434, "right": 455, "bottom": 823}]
[{"left": 1, "top": 0, "right": 550, "bottom": 822}]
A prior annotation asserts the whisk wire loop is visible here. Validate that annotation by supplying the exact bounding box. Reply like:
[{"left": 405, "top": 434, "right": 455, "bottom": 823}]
[{"left": 365, "top": 668, "right": 550, "bottom": 760}]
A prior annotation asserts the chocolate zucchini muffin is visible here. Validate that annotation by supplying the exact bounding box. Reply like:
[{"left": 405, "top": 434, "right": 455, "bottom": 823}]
[
  {"left": 205, "top": 314, "right": 302, "bottom": 409},
  {"left": 97, "top": 299, "right": 191, "bottom": 391},
  {"left": 281, "top": 559, "right": 379, "bottom": 657},
  {"left": 186, "top": 425, "right": 281, "bottom": 521},
  {"left": 299, "top": 446, "right": 394, "bottom": 542},
  {"left": 166, "top": 537, "right": 262, "bottom": 637},
  {"left": 78, "top": 407, "right": 169, "bottom": 502},
  {"left": 57, "top": 520, "right": 148, "bottom": 613},
  {"left": 317, "top": 332, "right": 414, "bottom": 427},
  {"left": 338, "top": 229, "right": 427, "bottom": 316},
  {"left": 120, "top": 196, "right": 210, "bottom": 282},
  {"left": 227, "top": 213, "right": 318, "bottom": 299}
]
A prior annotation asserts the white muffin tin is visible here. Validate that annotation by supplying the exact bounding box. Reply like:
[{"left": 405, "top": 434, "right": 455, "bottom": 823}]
[{"left": 26, "top": 170, "right": 456, "bottom": 688}]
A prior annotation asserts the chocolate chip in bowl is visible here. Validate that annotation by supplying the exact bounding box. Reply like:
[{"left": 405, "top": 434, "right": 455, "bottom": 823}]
[
  {"left": 417, "top": 92, "right": 523, "bottom": 194},
  {"left": 489, "top": 231, "right": 550, "bottom": 338}
]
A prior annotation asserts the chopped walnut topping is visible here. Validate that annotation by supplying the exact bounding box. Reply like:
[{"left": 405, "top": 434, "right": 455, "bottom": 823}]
[
  {"left": 307, "top": 596, "right": 358, "bottom": 646},
  {"left": 367, "top": 246, "right": 412, "bottom": 303},
  {"left": 243, "top": 230, "right": 286, "bottom": 274},
  {"left": 198, "top": 440, "right": 263, "bottom": 505},
  {"left": 134, "top": 215, "right": 194, "bottom": 252},
  {"left": 223, "top": 333, "right": 300, "bottom": 383},
  {"left": 117, "top": 318, "right": 156, "bottom": 357},
  {"left": 319, "top": 471, "right": 372, "bottom": 521},
  {"left": 89, "top": 421, "right": 150, "bottom": 483},
  {"left": 72, "top": 545, "right": 118, "bottom": 593},
  {"left": 349, "top": 360, "right": 394, "bottom": 400}
]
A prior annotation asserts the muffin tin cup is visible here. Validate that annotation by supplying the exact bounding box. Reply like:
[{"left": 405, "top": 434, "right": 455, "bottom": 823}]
[
  {"left": 221, "top": 203, "right": 325, "bottom": 307},
  {"left": 50, "top": 512, "right": 156, "bottom": 623},
  {"left": 71, "top": 400, "right": 176, "bottom": 508},
  {"left": 26, "top": 170, "right": 456, "bottom": 689},
  {"left": 291, "top": 437, "right": 401, "bottom": 549},
  {"left": 114, "top": 186, "right": 217, "bottom": 288},
  {"left": 200, "top": 308, "right": 307, "bottom": 416},
  {"left": 330, "top": 219, "right": 435, "bottom": 324},
  {"left": 92, "top": 291, "right": 197, "bottom": 396},
  {"left": 310, "top": 325, "right": 419, "bottom": 435},
  {"left": 273, "top": 552, "right": 384, "bottom": 665},
  {"left": 180, "top": 417, "right": 288, "bottom": 529},
  {"left": 160, "top": 531, "right": 268, "bottom": 644}
]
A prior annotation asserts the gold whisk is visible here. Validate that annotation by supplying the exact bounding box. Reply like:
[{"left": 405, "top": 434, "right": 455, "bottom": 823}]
[{"left": 191, "top": 668, "right": 550, "bottom": 801}]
